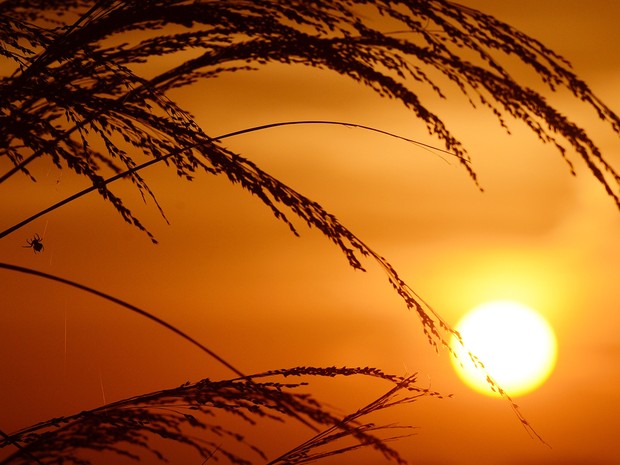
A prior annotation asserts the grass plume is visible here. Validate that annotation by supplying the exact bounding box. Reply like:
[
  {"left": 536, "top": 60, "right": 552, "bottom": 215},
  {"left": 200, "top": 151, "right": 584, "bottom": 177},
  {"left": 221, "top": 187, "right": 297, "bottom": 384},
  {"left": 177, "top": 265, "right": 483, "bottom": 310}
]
[
  {"left": 0, "top": 367, "right": 442, "bottom": 465},
  {"left": 2, "top": 1, "right": 620, "bottom": 463}
]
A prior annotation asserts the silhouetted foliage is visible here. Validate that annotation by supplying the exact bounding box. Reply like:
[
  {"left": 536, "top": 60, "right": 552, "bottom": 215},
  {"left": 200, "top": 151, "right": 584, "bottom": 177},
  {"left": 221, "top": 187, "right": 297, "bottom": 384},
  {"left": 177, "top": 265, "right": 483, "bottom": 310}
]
[
  {"left": 0, "top": 367, "right": 443, "bottom": 465},
  {"left": 1, "top": 1, "right": 619, "bottom": 464},
  {"left": 2, "top": 0, "right": 620, "bottom": 343}
]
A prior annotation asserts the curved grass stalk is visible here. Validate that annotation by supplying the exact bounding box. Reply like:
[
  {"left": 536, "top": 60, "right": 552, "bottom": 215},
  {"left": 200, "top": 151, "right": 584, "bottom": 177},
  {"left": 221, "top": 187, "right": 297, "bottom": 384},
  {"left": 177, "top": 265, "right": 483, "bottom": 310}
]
[
  {"left": 0, "top": 118, "right": 461, "bottom": 185},
  {"left": 0, "top": 120, "right": 460, "bottom": 240},
  {"left": 0, "top": 262, "right": 244, "bottom": 378}
]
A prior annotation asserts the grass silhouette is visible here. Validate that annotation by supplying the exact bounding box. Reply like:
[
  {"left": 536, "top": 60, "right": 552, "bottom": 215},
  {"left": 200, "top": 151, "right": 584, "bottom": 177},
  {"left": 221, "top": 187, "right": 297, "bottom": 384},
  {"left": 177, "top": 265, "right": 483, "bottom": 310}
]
[
  {"left": 1, "top": 0, "right": 619, "bottom": 463},
  {"left": 0, "top": 367, "right": 444, "bottom": 465}
]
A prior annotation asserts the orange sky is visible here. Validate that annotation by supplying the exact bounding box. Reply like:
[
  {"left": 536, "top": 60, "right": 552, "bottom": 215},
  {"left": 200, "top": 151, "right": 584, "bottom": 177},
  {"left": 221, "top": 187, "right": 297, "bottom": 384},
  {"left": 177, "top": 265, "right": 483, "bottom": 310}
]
[{"left": 1, "top": 1, "right": 619, "bottom": 464}]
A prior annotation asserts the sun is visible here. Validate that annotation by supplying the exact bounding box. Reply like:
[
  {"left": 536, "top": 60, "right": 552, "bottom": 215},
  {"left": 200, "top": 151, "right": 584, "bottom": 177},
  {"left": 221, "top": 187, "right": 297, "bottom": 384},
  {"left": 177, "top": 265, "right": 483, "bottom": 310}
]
[{"left": 450, "top": 300, "right": 557, "bottom": 397}]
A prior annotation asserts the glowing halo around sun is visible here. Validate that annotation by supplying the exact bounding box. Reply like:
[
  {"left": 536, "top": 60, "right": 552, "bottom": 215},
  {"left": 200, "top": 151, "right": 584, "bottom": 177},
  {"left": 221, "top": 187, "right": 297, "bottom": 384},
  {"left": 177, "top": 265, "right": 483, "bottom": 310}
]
[{"left": 450, "top": 300, "right": 557, "bottom": 397}]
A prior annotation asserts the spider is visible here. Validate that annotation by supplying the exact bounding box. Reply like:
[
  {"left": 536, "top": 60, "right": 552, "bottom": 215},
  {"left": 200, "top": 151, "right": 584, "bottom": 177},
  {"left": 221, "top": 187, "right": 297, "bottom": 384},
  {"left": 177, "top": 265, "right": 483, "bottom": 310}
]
[{"left": 23, "top": 233, "right": 44, "bottom": 253}]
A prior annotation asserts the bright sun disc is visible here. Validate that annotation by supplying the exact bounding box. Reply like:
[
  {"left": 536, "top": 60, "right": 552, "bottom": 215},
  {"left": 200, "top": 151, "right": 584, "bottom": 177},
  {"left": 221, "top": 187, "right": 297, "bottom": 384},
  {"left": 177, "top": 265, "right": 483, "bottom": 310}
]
[{"left": 450, "top": 300, "right": 557, "bottom": 397}]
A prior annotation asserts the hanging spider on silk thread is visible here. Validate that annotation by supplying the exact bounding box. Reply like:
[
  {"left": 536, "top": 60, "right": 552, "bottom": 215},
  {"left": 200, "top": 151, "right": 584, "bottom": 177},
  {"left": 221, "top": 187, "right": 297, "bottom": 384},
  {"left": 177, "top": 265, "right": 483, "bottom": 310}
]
[{"left": 23, "top": 233, "right": 44, "bottom": 253}]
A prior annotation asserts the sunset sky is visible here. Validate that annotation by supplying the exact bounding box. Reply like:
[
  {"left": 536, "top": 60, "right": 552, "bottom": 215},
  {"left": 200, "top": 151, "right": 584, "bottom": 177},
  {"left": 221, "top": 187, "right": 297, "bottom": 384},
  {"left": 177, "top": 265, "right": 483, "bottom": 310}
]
[{"left": 1, "top": 1, "right": 619, "bottom": 464}]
